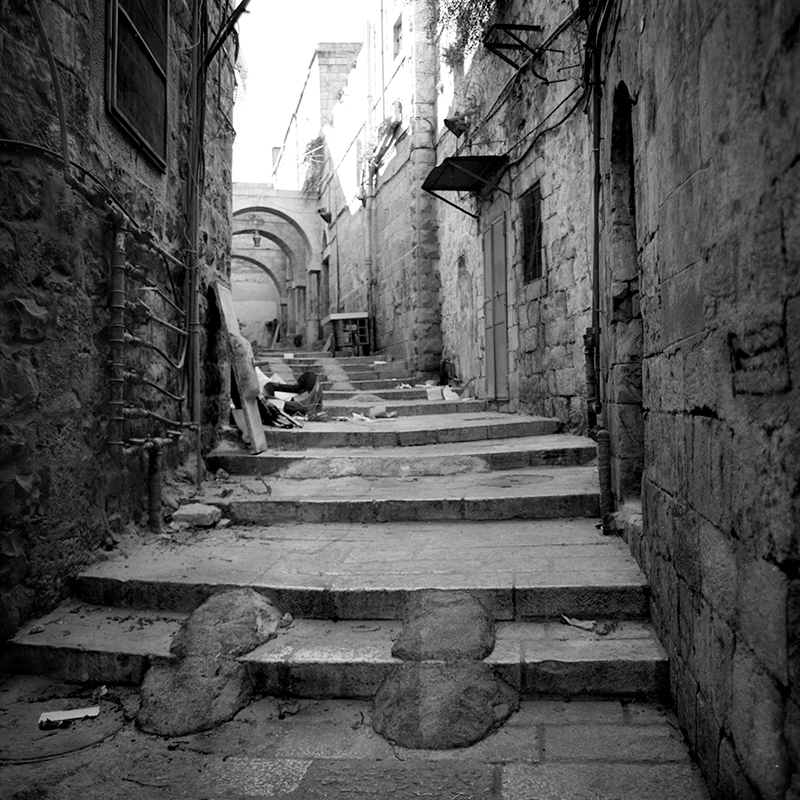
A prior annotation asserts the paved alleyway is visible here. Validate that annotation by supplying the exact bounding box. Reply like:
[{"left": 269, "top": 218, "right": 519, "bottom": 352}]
[{"left": 1, "top": 353, "right": 710, "bottom": 799}]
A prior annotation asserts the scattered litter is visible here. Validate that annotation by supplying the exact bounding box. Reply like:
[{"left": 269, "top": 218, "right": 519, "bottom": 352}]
[
  {"left": 283, "top": 353, "right": 294, "bottom": 359},
  {"left": 397, "top": 383, "right": 413, "bottom": 389},
  {"left": 39, "top": 706, "right": 100, "bottom": 730},
  {"left": 424, "top": 380, "right": 437, "bottom": 386},
  {"left": 561, "top": 615, "right": 617, "bottom": 635},
  {"left": 369, "top": 405, "right": 397, "bottom": 419},
  {"left": 372, "top": 360, "right": 387, "bottom": 364},
  {"left": 277, "top": 699, "right": 300, "bottom": 719},
  {"left": 279, "top": 612, "right": 294, "bottom": 628},
  {"left": 442, "top": 387, "right": 460, "bottom": 401},
  {"left": 351, "top": 710, "right": 365, "bottom": 730},
  {"left": 593, "top": 620, "right": 618, "bottom": 635},
  {"left": 351, "top": 624, "right": 381, "bottom": 632},
  {"left": 560, "top": 615, "right": 595, "bottom": 632},
  {"left": 92, "top": 685, "right": 108, "bottom": 701},
  {"left": 28, "top": 625, "right": 45, "bottom": 635},
  {"left": 351, "top": 412, "right": 371, "bottom": 421},
  {"left": 214, "top": 468, "right": 229, "bottom": 481},
  {"left": 426, "top": 386, "right": 444, "bottom": 401},
  {"left": 217, "top": 518, "right": 231, "bottom": 528}
]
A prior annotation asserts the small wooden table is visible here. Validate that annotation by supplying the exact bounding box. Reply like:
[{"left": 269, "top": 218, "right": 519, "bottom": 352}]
[{"left": 322, "top": 312, "right": 371, "bottom": 356}]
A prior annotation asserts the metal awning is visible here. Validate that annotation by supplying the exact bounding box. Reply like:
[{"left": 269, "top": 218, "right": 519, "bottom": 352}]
[{"left": 422, "top": 155, "right": 509, "bottom": 218}]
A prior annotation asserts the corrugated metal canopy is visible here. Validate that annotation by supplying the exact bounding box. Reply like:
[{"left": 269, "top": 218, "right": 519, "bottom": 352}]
[{"left": 422, "top": 155, "right": 509, "bottom": 194}]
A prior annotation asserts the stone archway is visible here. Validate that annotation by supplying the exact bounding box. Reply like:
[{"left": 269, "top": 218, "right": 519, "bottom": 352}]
[{"left": 232, "top": 185, "right": 324, "bottom": 347}]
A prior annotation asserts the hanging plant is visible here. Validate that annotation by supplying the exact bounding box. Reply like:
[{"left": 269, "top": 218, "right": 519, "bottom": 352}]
[{"left": 424, "top": 0, "right": 507, "bottom": 54}]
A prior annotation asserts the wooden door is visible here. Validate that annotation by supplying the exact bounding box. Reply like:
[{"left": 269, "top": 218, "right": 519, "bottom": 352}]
[{"left": 483, "top": 216, "right": 509, "bottom": 400}]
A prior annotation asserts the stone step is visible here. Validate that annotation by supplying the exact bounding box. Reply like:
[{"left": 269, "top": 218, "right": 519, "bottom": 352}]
[
  {"left": 323, "top": 398, "right": 487, "bottom": 417},
  {"left": 72, "top": 520, "right": 647, "bottom": 619},
  {"left": 257, "top": 412, "right": 561, "bottom": 450},
  {"left": 324, "top": 386, "right": 442, "bottom": 401},
  {"left": 321, "top": 377, "right": 421, "bottom": 391},
  {"left": 257, "top": 362, "right": 416, "bottom": 382},
  {"left": 207, "top": 434, "right": 596, "bottom": 477},
  {"left": 2, "top": 604, "right": 666, "bottom": 698},
  {"left": 243, "top": 618, "right": 668, "bottom": 700},
  {"left": 199, "top": 465, "right": 600, "bottom": 524}
]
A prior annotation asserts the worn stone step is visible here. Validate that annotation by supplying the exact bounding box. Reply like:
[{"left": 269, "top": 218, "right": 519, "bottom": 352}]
[
  {"left": 0, "top": 601, "right": 182, "bottom": 685},
  {"left": 243, "top": 618, "right": 668, "bottom": 700},
  {"left": 325, "top": 386, "right": 442, "bottom": 401},
  {"left": 201, "top": 465, "right": 599, "bottom": 524},
  {"left": 321, "top": 377, "right": 421, "bottom": 391},
  {"left": 257, "top": 412, "right": 561, "bottom": 449},
  {"left": 2, "top": 604, "right": 666, "bottom": 699},
  {"left": 73, "top": 520, "right": 647, "bottom": 619},
  {"left": 207, "top": 434, "right": 596, "bottom": 477},
  {"left": 323, "top": 398, "right": 487, "bottom": 417}
]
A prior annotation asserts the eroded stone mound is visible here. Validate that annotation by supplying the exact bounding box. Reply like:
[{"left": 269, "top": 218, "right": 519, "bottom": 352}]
[
  {"left": 392, "top": 590, "right": 495, "bottom": 661},
  {"left": 372, "top": 662, "right": 518, "bottom": 749},
  {"left": 137, "top": 589, "right": 281, "bottom": 736}
]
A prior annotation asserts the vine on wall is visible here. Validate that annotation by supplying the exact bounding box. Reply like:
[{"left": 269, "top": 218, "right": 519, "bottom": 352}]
[{"left": 424, "top": 0, "right": 507, "bottom": 53}]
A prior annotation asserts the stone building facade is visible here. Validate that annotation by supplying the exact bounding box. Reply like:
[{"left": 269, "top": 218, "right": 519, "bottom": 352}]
[
  {"left": 278, "top": 0, "right": 799, "bottom": 795},
  {"left": 592, "top": 1, "right": 800, "bottom": 797},
  {"left": 0, "top": 0, "right": 237, "bottom": 638}
]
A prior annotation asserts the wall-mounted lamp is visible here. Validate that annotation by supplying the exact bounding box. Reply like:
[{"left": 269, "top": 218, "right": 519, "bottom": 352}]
[
  {"left": 317, "top": 207, "right": 332, "bottom": 224},
  {"left": 250, "top": 213, "right": 263, "bottom": 246},
  {"left": 444, "top": 114, "right": 469, "bottom": 137}
]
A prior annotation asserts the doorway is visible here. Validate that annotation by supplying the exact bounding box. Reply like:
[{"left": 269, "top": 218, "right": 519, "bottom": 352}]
[{"left": 483, "top": 215, "right": 509, "bottom": 400}]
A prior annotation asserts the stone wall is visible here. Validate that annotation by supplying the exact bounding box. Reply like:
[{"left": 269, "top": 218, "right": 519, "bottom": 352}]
[
  {"left": 599, "top": 0, "right": 799, "bottom": 796},
  {"left": 0, "top": 0, "right": 234, "bottom": 639},
  {"left": 435, "top": 0, "right": 592, "bottom": 423}
]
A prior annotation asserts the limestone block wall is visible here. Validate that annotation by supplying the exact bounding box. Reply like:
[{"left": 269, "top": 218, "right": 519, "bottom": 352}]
[
  {"left": 0, "top": 1, "right": 234, "bottom": 639},
  {"left": 435, "top": 0, "right": 591, "bottom": 423},
  {"left": 599, "top": 1, "right": 799, "bottom": 796}
]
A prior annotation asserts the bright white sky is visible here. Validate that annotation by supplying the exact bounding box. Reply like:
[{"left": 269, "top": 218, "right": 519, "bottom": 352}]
[{"left": 232, "top": 0, "right": 373, "bottom": 183}]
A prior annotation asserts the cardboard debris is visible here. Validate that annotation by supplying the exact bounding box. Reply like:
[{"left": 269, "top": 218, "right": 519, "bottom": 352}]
[
  {"left": 39, "top": 706, "right": 100, "bottom": 729},
  {"left": 426, "top": 386, "right": 444, "bottom": 401},
  {"left": 560, "top": 615, "right": 617, "bottom": 636},
  {"left": 443, "top": 387, "right": 460, "bottom": 401}
]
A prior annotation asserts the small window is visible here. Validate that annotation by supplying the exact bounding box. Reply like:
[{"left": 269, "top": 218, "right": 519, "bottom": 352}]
[
  {"left": 106, "top": 0, "right": 168, "bottom": 170},
  {"left": 393, "top": 16, "right": 403, "bottom": 59},
  {"left": 521, "top": 183, "right": 543, "bottom": 282}
]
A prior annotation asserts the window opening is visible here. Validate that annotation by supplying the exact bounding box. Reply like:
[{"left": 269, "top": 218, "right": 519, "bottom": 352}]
[
  {"left": 107, "top": 0, "right": 168, "bottom": 169},
  {"left": 393, "top": 16, "right": 403, "bottom": 59},
  {"left": 521, "top": 183, "right": 543, "bottom": 282}
]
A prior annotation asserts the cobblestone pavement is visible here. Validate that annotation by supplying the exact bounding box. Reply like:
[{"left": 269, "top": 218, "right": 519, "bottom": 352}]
[{"left": 0, "top": 676, "right": 710, "bottom": 799}]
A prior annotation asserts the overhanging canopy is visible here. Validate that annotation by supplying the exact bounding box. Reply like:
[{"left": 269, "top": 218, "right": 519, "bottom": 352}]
[{"left": 422, "top": 155, "right": 509, "bottom": 218}]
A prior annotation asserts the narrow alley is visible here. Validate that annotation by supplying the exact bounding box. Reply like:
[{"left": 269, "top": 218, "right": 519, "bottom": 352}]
[{"left": 1, "top": 1, "right": 798, "bottom": 799}]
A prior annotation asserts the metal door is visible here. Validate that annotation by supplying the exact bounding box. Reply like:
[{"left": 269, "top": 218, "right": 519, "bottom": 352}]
[{"left": 483, "top": 215, "right": 509, "bottom": 400}]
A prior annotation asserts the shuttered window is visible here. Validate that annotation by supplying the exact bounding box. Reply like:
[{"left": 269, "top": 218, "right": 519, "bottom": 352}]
[
  {"left": 521, "top": 182, "right": 543, "bottom": 283},
  {"left": 107, "top": 0, "right": 168, "bottom": 169}
]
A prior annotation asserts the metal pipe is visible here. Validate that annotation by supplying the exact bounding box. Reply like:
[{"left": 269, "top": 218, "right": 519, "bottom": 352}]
[
  {"left": 187, "top": 0, "right": 203, "bottom": 490},
  {"left": 147, "top": 440, "right": 163, "bottom": 532},
  {"left": 109, "top": 220, "right": 127, "bottom": 456},
  {"left": 123, "top": 407, "right": 195, "bottom": 429}
]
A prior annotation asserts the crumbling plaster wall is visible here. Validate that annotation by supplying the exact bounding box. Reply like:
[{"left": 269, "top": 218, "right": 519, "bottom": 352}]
[
  {"left": 599, "top": 1, "right": 799, "bottom": 797},
  {"left": 436, "top": 0, "right": 591, "bottom": 424},
  {"left": 0, "top": 0, "right": 234, "bottom": 639}
]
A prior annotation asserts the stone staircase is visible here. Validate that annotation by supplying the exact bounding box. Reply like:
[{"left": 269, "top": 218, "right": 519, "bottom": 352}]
[{"left": 3, "top": 353, "right": 668, "bottom": 729}]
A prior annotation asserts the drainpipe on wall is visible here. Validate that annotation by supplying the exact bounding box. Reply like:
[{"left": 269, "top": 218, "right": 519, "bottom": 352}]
[
  {"left": 186, "top": 0, "right": 203, "bottom": 489},
  {"left": 108, "top": 217, "right": 128, "bottom": 461},
  {"left": 587, "top": 0, "right": 616, "bottom": 527}
]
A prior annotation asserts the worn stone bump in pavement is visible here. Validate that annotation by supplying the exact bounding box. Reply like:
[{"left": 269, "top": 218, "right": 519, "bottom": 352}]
[
  {"left": 372, "top": 661, "right": 519, "bottom": 749},
  {"left": 137, "top": 589, "right": 281, "bottom": 736},
  {"left": 392, "top": 590, "right": 496, "bottom": 661},
  {"left": 374, "top": 591, "right": 516, "bottom": 749}
]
